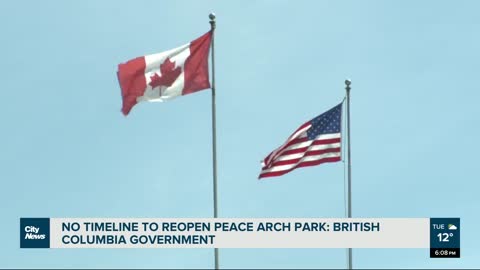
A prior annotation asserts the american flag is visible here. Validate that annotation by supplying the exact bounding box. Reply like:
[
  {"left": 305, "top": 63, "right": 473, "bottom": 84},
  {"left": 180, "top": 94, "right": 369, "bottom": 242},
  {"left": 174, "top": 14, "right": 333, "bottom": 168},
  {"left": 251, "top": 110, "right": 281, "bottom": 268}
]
[{"left": 259, "top": 102, "right": 343, "bottom": 179}]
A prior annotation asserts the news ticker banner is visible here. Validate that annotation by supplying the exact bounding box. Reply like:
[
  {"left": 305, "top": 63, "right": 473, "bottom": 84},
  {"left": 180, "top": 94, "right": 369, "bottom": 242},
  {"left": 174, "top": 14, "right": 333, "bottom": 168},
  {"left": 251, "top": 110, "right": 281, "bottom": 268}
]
[{"left": 20, "top": 218, "right": 460, "bottom": 258}]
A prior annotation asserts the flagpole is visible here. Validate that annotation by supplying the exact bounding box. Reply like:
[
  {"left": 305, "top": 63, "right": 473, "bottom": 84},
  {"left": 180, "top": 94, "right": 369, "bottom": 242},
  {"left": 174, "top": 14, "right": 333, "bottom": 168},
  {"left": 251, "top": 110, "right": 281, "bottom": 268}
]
[
  {"left": 209, "top": 12, "right": 220, "bottom": 270},
  {"left": 345, "top": 79, "right": 353, "bottom": 270}
]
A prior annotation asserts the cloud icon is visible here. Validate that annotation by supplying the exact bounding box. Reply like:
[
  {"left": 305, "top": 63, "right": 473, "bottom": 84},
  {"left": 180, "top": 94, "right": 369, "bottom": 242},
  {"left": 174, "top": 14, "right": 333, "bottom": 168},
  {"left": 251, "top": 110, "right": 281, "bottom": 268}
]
[{"left": 448, "top": 224, "right": 457, "bottom": 230}]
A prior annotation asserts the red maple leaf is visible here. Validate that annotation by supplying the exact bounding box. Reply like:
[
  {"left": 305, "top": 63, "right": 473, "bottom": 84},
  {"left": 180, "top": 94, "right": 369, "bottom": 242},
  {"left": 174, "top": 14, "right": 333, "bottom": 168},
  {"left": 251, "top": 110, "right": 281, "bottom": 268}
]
[{"left": 149, "top": 57, "right": 182, "bottom": 89}]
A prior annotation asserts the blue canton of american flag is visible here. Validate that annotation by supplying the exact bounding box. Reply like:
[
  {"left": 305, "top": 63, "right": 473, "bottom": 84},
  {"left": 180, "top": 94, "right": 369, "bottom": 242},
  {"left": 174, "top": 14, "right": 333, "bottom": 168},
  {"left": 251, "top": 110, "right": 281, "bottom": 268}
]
[{"left": 259, "top": 102, "right": 343, "bottom": 179}]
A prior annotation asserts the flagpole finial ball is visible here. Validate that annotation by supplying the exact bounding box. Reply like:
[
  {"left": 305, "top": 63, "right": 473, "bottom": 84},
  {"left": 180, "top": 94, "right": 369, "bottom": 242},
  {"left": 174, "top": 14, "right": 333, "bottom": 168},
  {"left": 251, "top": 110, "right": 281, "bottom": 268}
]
[
  {"left": 209, "top": 13, "right": 216, "bottom": 21},
  {"left": 345, "top": 79, "right": 351, "bottom": 86}
]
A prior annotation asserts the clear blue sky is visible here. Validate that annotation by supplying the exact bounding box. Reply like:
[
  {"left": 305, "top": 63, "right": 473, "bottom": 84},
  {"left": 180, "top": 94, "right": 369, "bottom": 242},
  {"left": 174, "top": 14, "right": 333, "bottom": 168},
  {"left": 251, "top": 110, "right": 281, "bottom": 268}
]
[{"left": 1, "top": 0, "right": 479, "bottom": 268}]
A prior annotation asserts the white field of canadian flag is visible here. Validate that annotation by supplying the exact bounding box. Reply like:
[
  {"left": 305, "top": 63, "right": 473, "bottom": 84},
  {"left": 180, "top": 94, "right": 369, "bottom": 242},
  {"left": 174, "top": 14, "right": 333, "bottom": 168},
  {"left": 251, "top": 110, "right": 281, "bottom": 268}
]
[{"left": 117, "top": 31, "right": 212, "bottom": 115}]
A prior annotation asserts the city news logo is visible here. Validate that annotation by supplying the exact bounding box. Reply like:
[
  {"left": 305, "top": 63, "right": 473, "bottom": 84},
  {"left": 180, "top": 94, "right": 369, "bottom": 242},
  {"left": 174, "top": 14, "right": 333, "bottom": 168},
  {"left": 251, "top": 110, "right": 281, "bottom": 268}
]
[{"left": 20, "top": 218, "right": 50, "bottom": 248}]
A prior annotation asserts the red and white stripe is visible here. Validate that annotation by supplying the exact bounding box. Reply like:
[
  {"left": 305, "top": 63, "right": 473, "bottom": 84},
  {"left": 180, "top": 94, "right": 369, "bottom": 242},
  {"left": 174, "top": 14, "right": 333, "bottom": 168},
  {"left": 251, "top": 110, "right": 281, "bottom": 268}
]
[
  {"left": 259, "top": 123, "right": 341, "bottom": 179},
  {"left": 117, "top": 31, "right": 212, "bottom": 115}
]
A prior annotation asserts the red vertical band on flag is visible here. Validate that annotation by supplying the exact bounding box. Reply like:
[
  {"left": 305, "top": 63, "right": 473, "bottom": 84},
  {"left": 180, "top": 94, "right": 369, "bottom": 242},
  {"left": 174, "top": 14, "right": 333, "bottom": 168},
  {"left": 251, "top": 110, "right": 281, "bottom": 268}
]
[
  {"left": 183, "top": 31, "right": 212, "bottom": 95},
  {"left": 117, "top": 57, "right": 147, "bottom": 116}
]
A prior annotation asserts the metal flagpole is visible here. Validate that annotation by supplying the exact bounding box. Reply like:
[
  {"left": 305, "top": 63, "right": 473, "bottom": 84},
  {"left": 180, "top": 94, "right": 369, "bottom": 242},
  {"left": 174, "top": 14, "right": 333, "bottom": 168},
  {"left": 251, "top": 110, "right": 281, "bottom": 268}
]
[
  {"left": 209, "top": 12, "right": 220, "bottom": 270},
  {"left": 345, "top": 79, "right": 353, "bottom": 270}
]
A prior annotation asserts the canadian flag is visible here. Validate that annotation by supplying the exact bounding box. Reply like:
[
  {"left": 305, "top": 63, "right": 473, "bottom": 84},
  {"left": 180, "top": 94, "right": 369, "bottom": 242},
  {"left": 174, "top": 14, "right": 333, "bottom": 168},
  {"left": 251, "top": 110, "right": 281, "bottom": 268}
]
[{"left": 117, "top": 31, "right": 212, "bottom": 115}]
